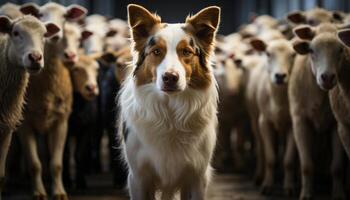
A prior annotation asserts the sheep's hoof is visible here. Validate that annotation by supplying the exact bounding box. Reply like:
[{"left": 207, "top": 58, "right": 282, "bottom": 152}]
[
  {"left": 284, "top": 187, "right": 297, "bottom": 197},
  {"left": 33, "top": 194, "right": 47, "bottom": 200},
  {"left": 254, "top": 175, "right": 263, "bottom": 186},
  {"left": 299, "top": 195, "right": 313, "bottom": 200},
  {"left": 53, "top": 194, "right": 68, "bottom": 200},
  {"left": 260, "top": 186, "right": 273, "bottom": 196},
  {"left": 332, "top": 195, "right": 346, "bottom": 200}
]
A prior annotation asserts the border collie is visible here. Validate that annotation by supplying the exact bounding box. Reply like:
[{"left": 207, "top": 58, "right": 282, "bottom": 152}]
[{"left": 118, "top": 4, "right": 220, "bottom": 199}]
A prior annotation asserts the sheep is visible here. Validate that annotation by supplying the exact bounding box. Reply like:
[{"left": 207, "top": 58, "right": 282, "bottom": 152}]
[
  {"left": 250, "top": 37, "right": 297, "bottom": 196},
  {"left": 212, "top": 39, "right": 254, "bottom": 173},
  {"left": 63, "top": 54, "right": 99, "bottom": 189},
  {"left": 16, "top": 2, "right": 86, "bottom": 199},
  {"left": 287, "top": 7, "right": 343, "bottom": 27},
  {"left": 290, "top": 23, "right": 347, "bottom": 200},
  {"left": 0, "top": 15, "right": 59, "bottom": 199},
  {"left": 82, "top": 14, "right": 109, "bottom": 55},
  {"left": 245, "top": 29, "right": 285, "bottom": 185},
  {"left": 96, "top": 47, "right": 133, "bottom": 187},
  {"left": 333, "top": 29, "right": 350, "bottom": 161},
  {"left": 0, "top": 3, "right": 23, "bottom": 19}
]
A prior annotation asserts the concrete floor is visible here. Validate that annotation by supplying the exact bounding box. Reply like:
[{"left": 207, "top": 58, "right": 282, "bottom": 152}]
[{"left": 3, "top": 173, "right": 335, "bottom": 200}]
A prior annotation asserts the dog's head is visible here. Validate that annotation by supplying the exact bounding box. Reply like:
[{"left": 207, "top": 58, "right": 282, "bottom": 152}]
[{"left": 128, "top": 4, "right": 220, "bottom": 93}]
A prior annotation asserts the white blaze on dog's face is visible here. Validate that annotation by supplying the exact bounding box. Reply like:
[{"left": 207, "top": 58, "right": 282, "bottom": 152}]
[
  {"left": 293, "top": 24, "right": 342, "bottom": 90},
  {"left": 128, "top": 4, "right": 220, "bottom": 93}
]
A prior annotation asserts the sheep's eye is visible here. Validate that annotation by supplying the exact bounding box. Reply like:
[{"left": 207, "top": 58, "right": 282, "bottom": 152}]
[
  {"left": 13, "top": 31, "right": 19, "bottom": 37},
  {"left": 153, "top": 49, "right": 161, "bottom": 56},
  {"left": 182, "top": 49, "right": 192, "bottom": 57},
  {"left": 266, "top": 52, "right": 271, "bottom": 57}
]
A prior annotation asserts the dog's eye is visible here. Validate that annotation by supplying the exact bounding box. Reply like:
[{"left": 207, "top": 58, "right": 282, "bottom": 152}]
[
  {"left": 153, "top": 49, "right": 161, "bottom": 56},
  {"left": 182, "top": 49, "right": 192, "bottom": 57}
]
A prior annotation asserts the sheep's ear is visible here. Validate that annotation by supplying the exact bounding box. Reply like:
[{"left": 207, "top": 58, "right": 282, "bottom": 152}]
[
  {"left": 293, "top": 25, "right": 315, "bottom": 40},
  {"left": 65, "top": 5, "right": 87, "bottom": 21},
  {"left": 333, "top": 11, "right": 344, "bottom": 23},
  {"left": 100, "top": 52, "right": 117, "bottom": 63},
  {"left": 81, "top": 30, "right": 93, "bottom": 41},
  {"left": 287, "top": 11, "right": 306, "bottom": 24},
  {"left": 127, "top": 4, "right": 161, "bottom": 51},
  {"left": 44, "top": 23, "right": 60, "bottom": 38},
  {"left": 293, "top": 40, "right": 311, "bottom": 55},
  {"left": 0, "top": 16, "right": 12, "bottom": 34},
  {"left": 20, "top": 3, "right": 40, "bottom": 18},
  {"left": 185, "top": 6, "right": 221, "bottom": 50},
  {"left": 337, "top": 29, "right": 350, "bottom": 48},
  {"left": 250, "top": 38, "right": 266, "bottom": 52},
  {"left": 106, "top": 29, "right": 118, "bottom": 37}
]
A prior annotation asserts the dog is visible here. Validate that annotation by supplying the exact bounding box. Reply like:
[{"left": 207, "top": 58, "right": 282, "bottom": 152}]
[{"left": 118, "top": 4, "right": 220, "bottom": 200}]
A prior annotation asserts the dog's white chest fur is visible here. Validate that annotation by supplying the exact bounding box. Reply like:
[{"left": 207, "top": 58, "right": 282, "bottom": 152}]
[{"left": 120, "top": 77, "right": 218, "bottom": 188}]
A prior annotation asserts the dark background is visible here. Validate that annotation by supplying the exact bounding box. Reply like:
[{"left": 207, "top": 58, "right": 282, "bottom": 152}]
[{"left": 1, "top": 0, "right": 350, "bottom": 35}]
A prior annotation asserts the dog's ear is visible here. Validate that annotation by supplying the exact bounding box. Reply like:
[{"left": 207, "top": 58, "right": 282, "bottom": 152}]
[
  {"left": 127, "top": 4, "right": 161, "bottom": 52},
  {"left": 185, "top": 6, "right": 221, "bottom": 52}
]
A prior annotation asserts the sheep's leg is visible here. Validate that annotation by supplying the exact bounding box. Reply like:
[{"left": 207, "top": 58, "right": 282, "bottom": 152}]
[
  {"left": 293, "top": 116, "right": 313, "bottom": 200},
  {"left": 251, "top": 116, "right": 264, "bottom": 185},
  {"left": 283, "top": 130, "right": 297, "bottom": 196},
  {"left": 18, "top": 124, "right": 47, "bottom": 199},
  {"left": 48, "top": 120, "right": 68, "bottom": 200},
  {"left": 213, "top": 121, "right": 233, "bottom": 172},
  {"left": 0, "top": 129, "right": 12, "bottom": 200},
  {"left": 337, "top": 122, "right": 350, "bottom": 160},
  {"left": 259, "top": 115, "right": 276, "bottom": 195},
  {"left": 331, "top": 131, "right": 346, "bottom": 200}
]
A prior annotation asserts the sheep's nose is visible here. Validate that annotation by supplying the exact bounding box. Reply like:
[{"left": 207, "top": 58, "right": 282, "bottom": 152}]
[
  {"left": 64, "top": 51, "right": 76, "bottom": 60},
  {"left": 85, "top": 84, "right": 96, "bottom": 92},
  {"left": 275, "top": 73, "right": 287, "bottom": 84},
  {"left": 162, "top": 71, "right": 179, "bottom": 86},
  {"left": 28, "top": 52, "right": 42, "bottom": 63},
  {"left": 321, "top": 73, "right": 335, "bottom": 84}
]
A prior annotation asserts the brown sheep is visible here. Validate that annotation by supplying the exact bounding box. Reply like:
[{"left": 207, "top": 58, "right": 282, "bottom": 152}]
[
  {"left": 17, "top": 2, "right": 86, "bottom": 200},
  {"left": 0, "top": 15, "right": 59, "bottom": 199}
]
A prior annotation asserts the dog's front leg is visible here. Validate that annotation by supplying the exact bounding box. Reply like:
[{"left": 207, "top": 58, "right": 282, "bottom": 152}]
[
  {"left": 181, "top": 173, "right": 209, "bottom": 200},
  {"left": 128, "top": 173, "right": 155, "bottom": 200}
]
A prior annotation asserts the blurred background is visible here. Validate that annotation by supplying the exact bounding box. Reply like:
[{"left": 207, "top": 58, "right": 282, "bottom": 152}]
[{"left": 1, "top": 0, "right": 350, "bottom": 34}]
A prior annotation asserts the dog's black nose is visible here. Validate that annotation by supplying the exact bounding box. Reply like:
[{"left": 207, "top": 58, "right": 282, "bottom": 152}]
[{"left": 162, "top": 71, "right": 179, "bottom": 86}]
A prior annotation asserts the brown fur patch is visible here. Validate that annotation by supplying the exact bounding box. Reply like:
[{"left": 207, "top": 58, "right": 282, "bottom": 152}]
[
  {"left": 176, "top": 39, "right": 211, "bottom": 89},
  {"left": 134, "top": 37, "right": 167, "bottom": 86}
]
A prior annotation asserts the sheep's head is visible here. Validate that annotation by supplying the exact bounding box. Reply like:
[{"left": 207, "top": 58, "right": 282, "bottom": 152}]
[
  {"left": 70, "top": 55, "right": 99, "bottom": 100},
  {"left": 0, "top": 15, "right": 59, "bottom": 73},
  {"left": 251, "top": 38, "right": 295, "bottom": 85},
  {"left": 293, "top": 23, "right": 343, "bottom": 90}
]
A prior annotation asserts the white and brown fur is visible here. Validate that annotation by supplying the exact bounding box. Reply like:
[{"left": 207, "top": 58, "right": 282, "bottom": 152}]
[{"left": 118, "top": 4, "right": 220, "bottom": 200}]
